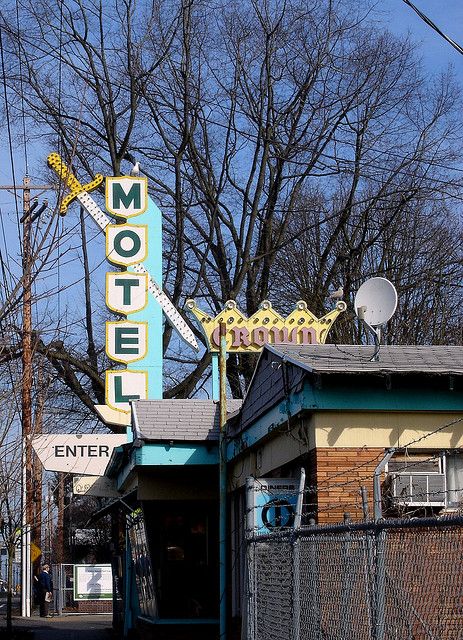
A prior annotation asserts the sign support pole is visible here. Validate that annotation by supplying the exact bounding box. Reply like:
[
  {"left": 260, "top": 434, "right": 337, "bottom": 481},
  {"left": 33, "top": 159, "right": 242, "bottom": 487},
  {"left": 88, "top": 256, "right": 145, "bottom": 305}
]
[
  {"left": 211, "top": 353, "right": 219, "bottom": 401},
  {"left": 219, "top": 322, "right": 227, "bottom": 640}
]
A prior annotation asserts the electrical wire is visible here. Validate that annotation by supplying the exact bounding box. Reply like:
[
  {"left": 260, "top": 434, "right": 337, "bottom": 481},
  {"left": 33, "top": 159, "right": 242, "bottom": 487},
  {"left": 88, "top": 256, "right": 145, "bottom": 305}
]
[
  {"left": 56, "top": 0, "right": 64, "bottom": 326},
  {"left": 401, "top": 0, "right": 463, "bottom": 56}
]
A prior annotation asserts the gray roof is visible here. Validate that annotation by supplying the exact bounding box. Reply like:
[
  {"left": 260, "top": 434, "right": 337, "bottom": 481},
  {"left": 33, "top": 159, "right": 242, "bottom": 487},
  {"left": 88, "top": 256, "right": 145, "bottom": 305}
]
[
  {"left": 132, "top": 399, "right": 243, "bottom": 442},
  {"left": 266, "top": 344, "right": 463, "bottom": 375}
]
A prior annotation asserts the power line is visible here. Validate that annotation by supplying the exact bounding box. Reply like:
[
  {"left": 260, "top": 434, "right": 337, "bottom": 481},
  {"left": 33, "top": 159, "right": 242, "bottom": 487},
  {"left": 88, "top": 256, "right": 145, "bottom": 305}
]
[
  {"left": 56, "top": 0, "right": 64, "bottom": 325},
  {"left": 0, "top": 25, "right": 22, "bottom": 250},
  {"left": 401, "top": 0, "right": 463, "bottom": 56}
]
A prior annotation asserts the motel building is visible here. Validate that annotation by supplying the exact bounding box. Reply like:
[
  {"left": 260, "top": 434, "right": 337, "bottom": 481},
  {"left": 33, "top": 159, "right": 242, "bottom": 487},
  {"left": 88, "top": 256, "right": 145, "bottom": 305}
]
[
  {"left": 97, "top": 341, "right": 463, "bottom": 639},
  {"left": 43, "top": 156, "right": 463, "bottom": 638}
]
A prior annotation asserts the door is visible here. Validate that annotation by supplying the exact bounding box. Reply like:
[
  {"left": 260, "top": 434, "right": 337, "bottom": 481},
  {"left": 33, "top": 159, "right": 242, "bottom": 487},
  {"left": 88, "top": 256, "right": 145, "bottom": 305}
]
[{"left": 144, "top": 501, "right": 218, "bottom": 619}]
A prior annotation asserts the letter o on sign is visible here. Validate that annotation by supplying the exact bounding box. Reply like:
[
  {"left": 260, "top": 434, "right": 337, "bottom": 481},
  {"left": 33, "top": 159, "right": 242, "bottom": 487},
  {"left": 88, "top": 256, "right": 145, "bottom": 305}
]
[
  {"left": 261, "top": 498, "right": 295, "bottom": 530},
  {"left": 106, "top": 224, "right": 147, "bottom": 266},
  {"left": 114, "top": 229, "right": 141, "bottom": 258}
]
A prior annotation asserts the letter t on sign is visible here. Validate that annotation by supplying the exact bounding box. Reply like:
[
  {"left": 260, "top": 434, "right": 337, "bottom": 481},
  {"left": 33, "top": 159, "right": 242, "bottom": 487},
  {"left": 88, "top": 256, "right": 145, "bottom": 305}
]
[{"left": 106, "top": 272, "right": 148, "bottom": 314}]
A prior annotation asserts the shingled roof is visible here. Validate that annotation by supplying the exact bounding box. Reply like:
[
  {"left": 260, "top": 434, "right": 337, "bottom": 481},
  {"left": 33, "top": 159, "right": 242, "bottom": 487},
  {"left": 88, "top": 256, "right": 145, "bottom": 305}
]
[
  {"left": 132, "top": 399, "right": 243, "bottom": 442},
  {"left": 266, "top": 344, "right": 463, "bottom": 375}
]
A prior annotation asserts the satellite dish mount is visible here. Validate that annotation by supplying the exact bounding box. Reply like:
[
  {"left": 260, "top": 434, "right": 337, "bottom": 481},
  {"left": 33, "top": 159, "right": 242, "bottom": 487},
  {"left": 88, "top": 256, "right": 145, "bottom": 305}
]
[{"left": 354, "top": 278, "right": 398, "bottom": 361}]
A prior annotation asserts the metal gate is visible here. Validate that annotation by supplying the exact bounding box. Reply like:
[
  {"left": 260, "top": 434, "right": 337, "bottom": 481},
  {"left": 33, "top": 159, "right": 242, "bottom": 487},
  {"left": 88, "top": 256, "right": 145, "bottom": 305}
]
[{"left": 52, "top": 564, "right": 76, "bottom": 615}]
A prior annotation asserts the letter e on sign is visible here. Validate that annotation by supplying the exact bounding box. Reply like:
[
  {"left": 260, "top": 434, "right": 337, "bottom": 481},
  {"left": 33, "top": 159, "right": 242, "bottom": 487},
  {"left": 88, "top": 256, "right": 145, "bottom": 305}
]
[
  {"left": 106, "top": 321, "right": 148, "bottom": 364},
  {"left": 106, "top": 224, "right": 148, "bottom": 266},
  {"left": 106, "top": 177, "right": 148, "bottom": 218}
]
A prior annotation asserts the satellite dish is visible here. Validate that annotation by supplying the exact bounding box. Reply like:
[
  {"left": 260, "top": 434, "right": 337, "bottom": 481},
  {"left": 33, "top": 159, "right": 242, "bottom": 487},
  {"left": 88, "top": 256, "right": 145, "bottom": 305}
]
[{"left": 354, "top": 277, "right": 397, "bottom": 327}]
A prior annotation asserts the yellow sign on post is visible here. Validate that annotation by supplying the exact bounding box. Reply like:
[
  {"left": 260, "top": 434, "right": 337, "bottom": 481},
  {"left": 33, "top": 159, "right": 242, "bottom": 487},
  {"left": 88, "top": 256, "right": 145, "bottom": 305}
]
[{"left": 31, "top": 542, "right": 41, "bottom": 563}]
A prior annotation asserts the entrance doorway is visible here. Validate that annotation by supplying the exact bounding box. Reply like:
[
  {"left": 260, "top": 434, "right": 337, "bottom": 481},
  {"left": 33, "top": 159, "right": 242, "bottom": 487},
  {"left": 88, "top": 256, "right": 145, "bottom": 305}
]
[{"left": 144, "top": 501, "right": 218, "bottom": 619}]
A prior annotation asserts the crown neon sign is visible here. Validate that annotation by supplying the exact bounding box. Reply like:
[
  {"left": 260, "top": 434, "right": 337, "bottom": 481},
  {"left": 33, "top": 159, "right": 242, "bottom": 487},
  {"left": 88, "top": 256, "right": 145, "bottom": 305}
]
[{"left": 186, "top": 299, "right": 346, "bottom": 353}]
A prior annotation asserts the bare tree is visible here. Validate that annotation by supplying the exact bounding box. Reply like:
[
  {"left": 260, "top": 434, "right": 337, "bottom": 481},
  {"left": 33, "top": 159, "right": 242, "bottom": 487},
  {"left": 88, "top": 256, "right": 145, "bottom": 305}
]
[{"left": 0, "top": 0, "right": 460, "bottom": 407}]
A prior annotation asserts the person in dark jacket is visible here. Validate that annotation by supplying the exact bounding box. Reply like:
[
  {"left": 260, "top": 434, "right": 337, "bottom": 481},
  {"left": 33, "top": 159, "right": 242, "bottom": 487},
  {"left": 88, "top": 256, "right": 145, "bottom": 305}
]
[{"left": 37, "top": 564, "right": 53, "bottom": 618}]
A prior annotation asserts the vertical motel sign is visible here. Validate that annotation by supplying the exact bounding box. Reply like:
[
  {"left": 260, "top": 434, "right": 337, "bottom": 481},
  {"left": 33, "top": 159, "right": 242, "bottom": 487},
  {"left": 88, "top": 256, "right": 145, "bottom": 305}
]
[
  {"left": 47, "top": 152, "right": 198, "bottom": 425},
  {"left": 105, "top": 177, "right": 163, "bottom": 412}
]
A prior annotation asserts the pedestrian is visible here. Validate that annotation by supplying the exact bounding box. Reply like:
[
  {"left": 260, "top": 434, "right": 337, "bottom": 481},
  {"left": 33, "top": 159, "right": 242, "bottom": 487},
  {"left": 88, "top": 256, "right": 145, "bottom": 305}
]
[{"left": 37, "top": 564, "right": 53, "bottom": 618}]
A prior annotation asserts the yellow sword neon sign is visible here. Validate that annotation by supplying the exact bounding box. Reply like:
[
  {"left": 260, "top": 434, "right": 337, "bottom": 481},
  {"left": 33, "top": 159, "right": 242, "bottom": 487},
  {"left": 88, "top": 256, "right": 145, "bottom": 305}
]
[{"left": 47, "top": 153, "right": 198, "bottom": 351}]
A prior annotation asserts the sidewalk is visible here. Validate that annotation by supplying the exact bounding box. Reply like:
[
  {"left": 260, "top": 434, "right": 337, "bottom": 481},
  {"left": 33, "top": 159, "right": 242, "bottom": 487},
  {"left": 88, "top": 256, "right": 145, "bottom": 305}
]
[{"left": 2, "top": 614, "right": 114, "bottom": 640}]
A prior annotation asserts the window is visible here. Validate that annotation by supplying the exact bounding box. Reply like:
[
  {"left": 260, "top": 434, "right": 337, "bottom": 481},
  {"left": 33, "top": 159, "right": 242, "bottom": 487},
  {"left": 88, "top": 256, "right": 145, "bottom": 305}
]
[
  {"left": 388, "top": 454, "right": 446, "bottom": 507},
  {"left": 445, "top": 453, "right": 463, "bottom": 506},
  {"left": 127, "top": 509, "right": 157, "bottom": 618}
]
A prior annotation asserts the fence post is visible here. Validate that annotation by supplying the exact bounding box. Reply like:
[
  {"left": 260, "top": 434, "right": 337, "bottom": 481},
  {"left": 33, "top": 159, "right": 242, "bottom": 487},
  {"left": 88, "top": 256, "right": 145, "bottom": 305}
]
[
  {"left": 243, "top": 542, "right": 252, "bottom": 640},
  {"left": 54, "top": 564, "right": 63, "bottom": 616},
  {"left": 250, "top": 542, "right": 257, "bottom": 640},
  {"left": 291, "top": 471, "right": 305, "bottom": 640},
  {"left": 308, "top": 519, "right": 321, "bottom": 640},
  {"left": 340, "top": 514, "right": 352, "bottom": 640},
  {"left": 292, "top": 534, "right": 300, "bottom": 640},
  {"left": 374, "top": 529, "right": 386, "bottom": 640}
]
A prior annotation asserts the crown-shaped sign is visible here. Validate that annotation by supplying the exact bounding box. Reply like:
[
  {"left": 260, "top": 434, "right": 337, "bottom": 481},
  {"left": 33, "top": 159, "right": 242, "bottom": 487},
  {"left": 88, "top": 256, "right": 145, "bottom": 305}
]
[{"left": 186, "top": 299, "right": 347, "bottom": 353}]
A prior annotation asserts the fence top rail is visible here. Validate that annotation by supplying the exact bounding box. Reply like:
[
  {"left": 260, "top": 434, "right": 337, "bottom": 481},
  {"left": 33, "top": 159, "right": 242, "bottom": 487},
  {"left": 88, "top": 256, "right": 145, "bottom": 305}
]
[{"left": 247, "top": 514, "right": 463, "bottom": 542}]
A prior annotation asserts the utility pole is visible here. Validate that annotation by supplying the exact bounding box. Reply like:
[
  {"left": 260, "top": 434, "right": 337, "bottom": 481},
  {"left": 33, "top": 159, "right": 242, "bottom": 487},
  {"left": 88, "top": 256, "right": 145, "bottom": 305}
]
[
  {"left": 32, "top": 359, "right": 45, "bottom": 566},
  {"left": 22, "top": 175, "right": 33, "bottom": 618},
  {"left": 47, "top": 482, "right": 53, "bottom": 562},
  {"left": 0, "top": 177, "right": 50, "bottom": 617},
  {"left": 56, "top": 474, "right": 64, "bottom": 564}
]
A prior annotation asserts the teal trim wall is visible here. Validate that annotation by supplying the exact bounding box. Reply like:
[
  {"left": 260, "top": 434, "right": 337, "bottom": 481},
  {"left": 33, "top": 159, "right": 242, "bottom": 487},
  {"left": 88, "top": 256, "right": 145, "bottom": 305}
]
[
  {"left": 135, "top": 443, "right": 218, "bottom": 466},
  {"left": 113, "top": 376, "right": 463, "bottom": 487},
  {"left": 302, "top": 383, "right": 463, "bottom": 412},
  {"left": 115, "top": 443, "right": 219, "bottom": 491}
]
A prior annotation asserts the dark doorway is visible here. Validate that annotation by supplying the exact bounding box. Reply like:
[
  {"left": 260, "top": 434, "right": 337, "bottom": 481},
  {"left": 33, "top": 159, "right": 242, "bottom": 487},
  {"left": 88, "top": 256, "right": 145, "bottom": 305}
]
[{"left": 144, "top": 501, "right": 218, "bottom": 619}]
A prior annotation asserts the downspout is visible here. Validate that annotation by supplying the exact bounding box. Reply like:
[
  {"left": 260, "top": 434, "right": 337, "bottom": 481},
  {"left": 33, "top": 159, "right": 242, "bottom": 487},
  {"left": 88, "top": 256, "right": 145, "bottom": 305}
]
[{"left": 373, "top": 449, "right": 395, "bottom": 521}]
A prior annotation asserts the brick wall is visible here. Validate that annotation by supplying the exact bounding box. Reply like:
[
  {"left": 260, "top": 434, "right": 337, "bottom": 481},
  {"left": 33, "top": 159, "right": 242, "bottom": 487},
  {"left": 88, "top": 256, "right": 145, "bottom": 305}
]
[
  {"left": 76, "top": 599, "right": 113, "bottom": 613},
  {"left": 315, "top": 447, "right": 384, "bottom": 524}
]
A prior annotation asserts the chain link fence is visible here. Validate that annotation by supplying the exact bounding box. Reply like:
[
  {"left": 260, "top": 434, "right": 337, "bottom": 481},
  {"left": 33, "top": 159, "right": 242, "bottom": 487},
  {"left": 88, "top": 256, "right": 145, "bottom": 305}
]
[{"left": 246, "top": 516, "right": 463, "bottom": 640}]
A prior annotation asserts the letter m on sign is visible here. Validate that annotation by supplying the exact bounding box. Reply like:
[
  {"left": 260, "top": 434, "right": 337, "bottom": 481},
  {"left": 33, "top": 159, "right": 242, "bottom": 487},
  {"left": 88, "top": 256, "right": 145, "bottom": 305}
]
[{"left": 106, "top": 177, "right": 148, "bottom": 218}]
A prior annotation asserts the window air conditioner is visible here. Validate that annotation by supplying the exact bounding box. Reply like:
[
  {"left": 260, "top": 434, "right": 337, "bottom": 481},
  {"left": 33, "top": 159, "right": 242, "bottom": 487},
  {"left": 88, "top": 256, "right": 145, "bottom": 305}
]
[{"left": 391, "top": 472, "right": 446, "bottom": 507}]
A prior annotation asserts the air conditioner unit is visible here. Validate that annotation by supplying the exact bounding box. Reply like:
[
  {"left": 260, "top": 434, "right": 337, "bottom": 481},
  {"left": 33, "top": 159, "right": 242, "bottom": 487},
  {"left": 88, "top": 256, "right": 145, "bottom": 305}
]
[{"left": 391, "top": 472, "right": 446, "bottom": 507}]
